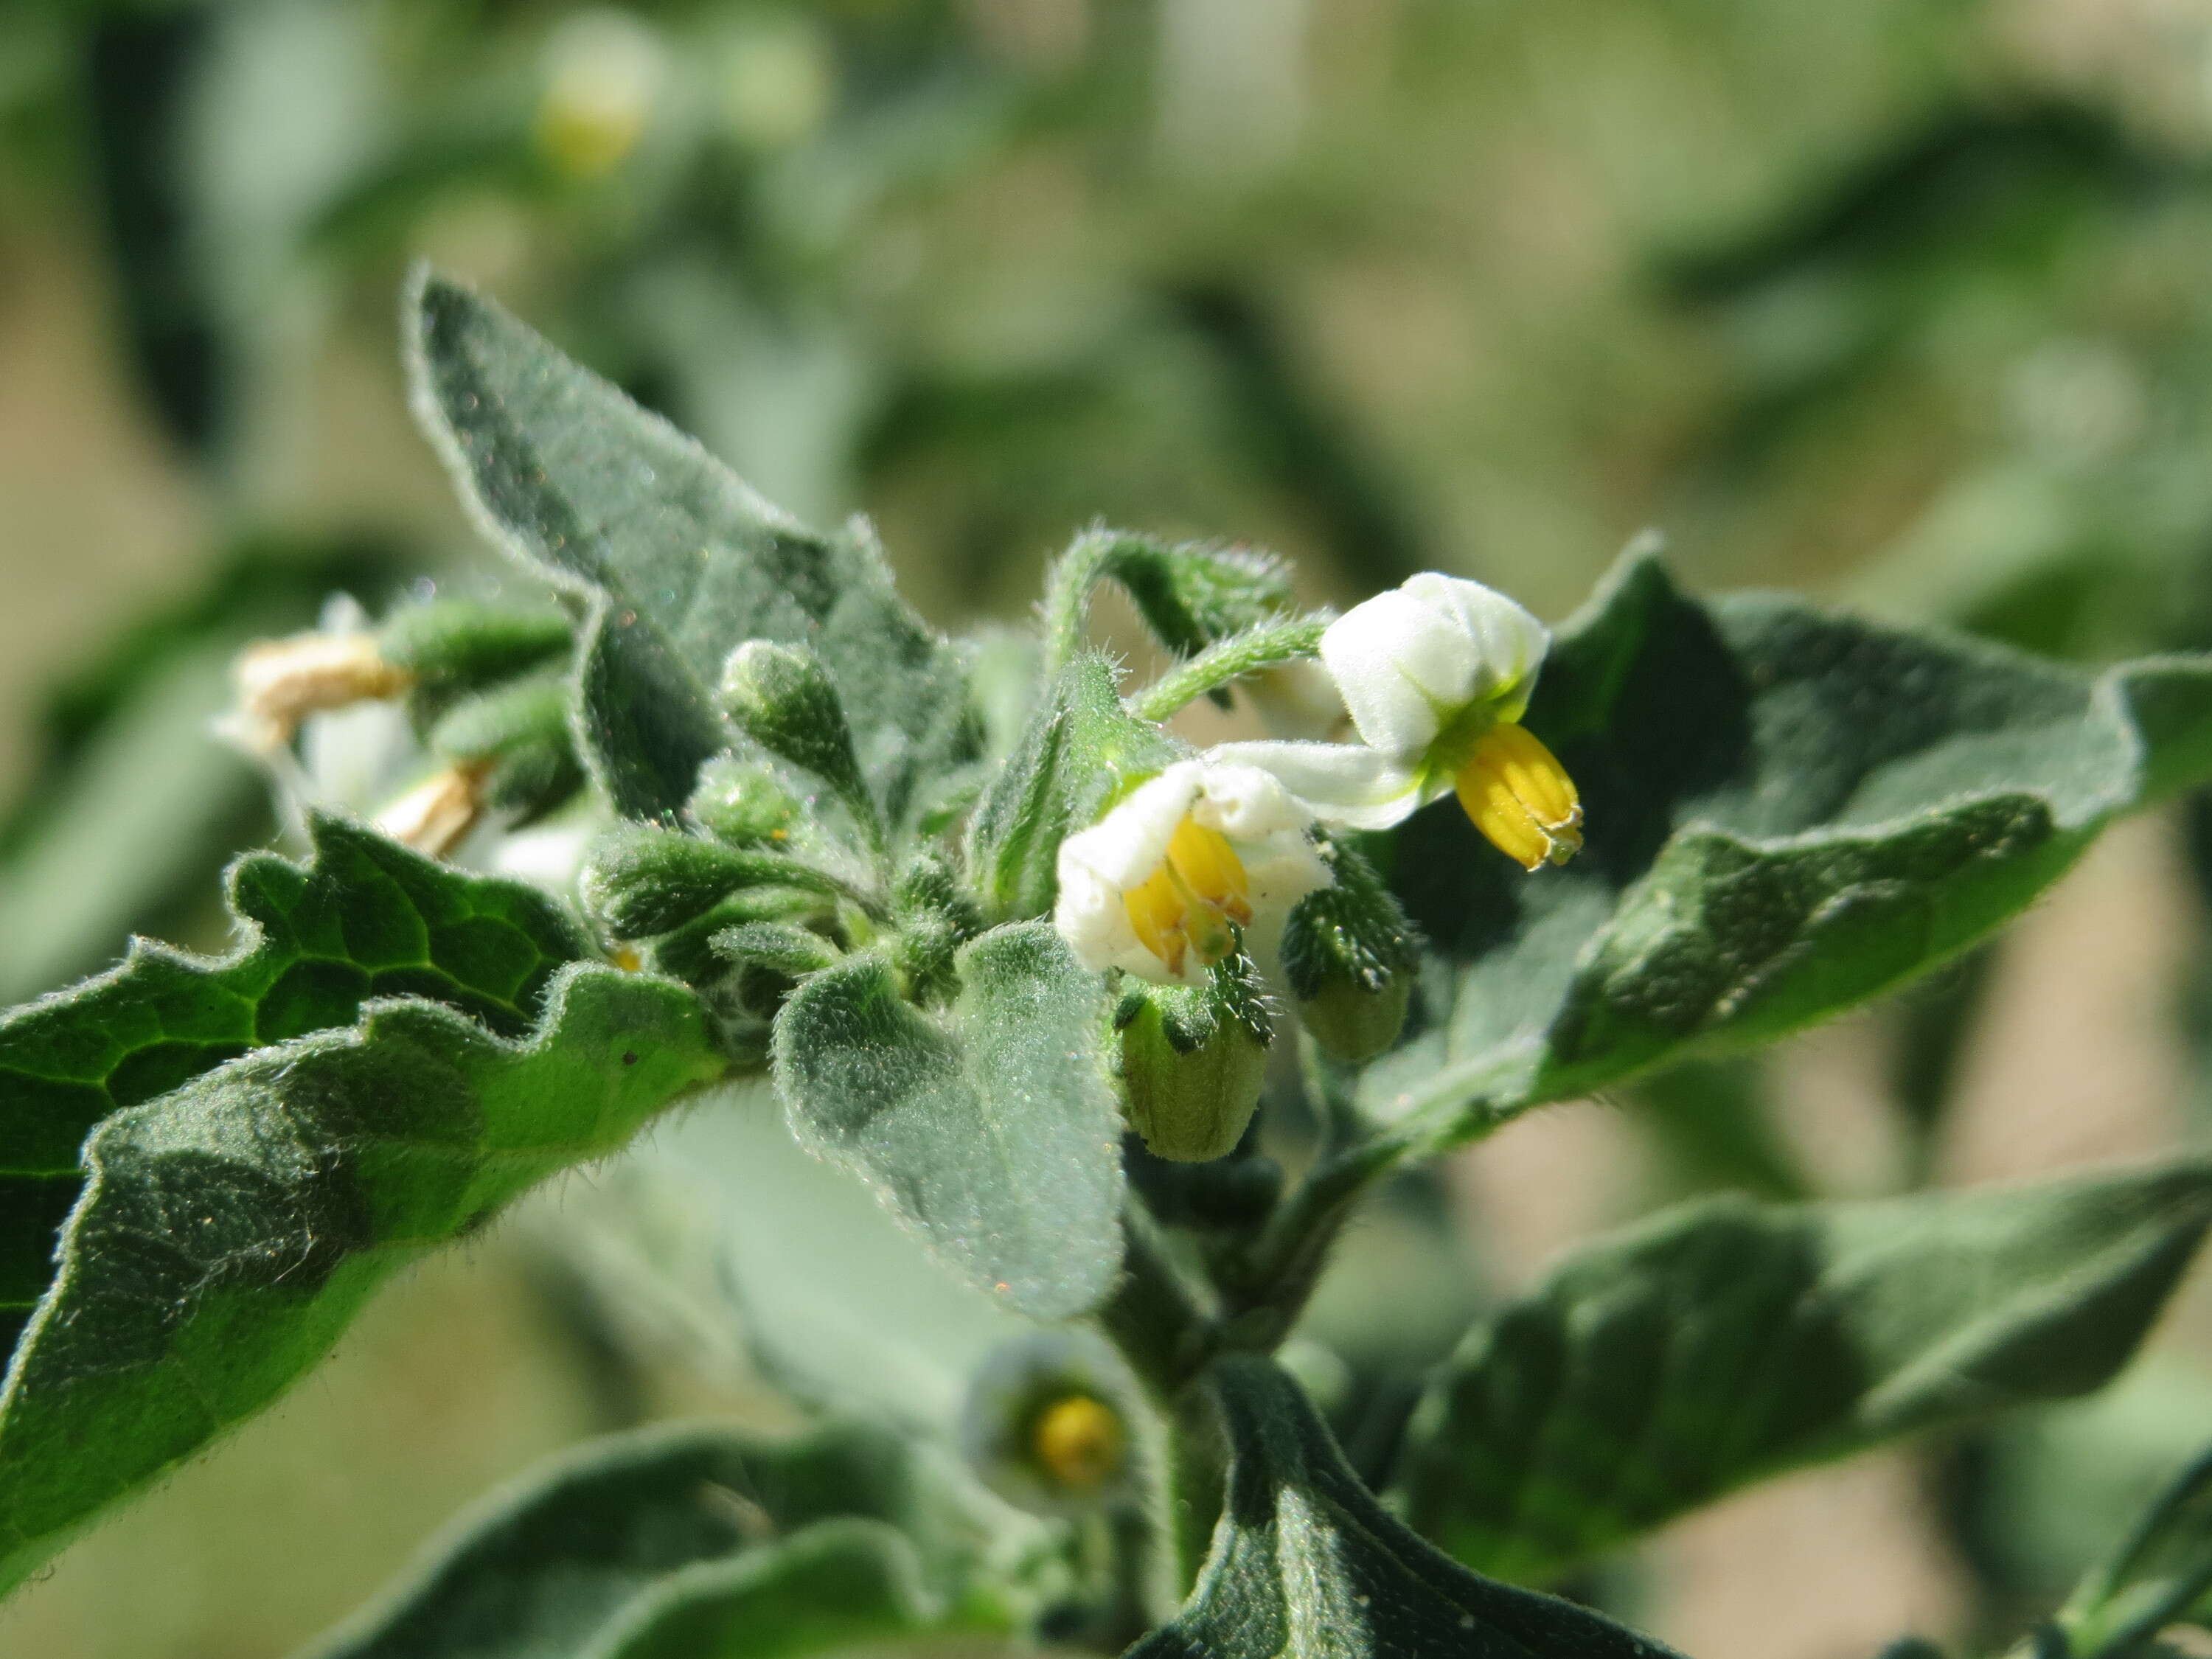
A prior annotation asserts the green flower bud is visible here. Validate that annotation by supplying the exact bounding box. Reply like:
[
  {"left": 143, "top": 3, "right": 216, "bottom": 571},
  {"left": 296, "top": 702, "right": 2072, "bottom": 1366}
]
[
  {"left": 649, "top": 886, "right": 833, "bottom": 982},
  {"left": 427, "top": 675, "right": 580, "bottom": 816},
  {"left": 580, "top": 824, "right": 843, "bottom": 939},
  {"left": 960, "top": 1332, "right": 1141, "bottom": 1518},
  {"left": 1114, "top": 956, "right": 1272, "bottom": 1163},
  {"left": 717, "top": 641, "right": 869, "bottom": 809},
  {"left": 378, "top": 598, "right": 573, "bottom": 689},
  {"left": 1281, "top": 836, "right": 1419, "bottom": 1063},
  {"left": 688, "top": 755, "right": 804, "bottom": 849}
]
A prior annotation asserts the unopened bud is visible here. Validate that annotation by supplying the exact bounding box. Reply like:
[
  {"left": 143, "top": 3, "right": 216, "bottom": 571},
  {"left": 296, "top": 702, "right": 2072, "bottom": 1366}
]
[
  {"left": 688, "top": 756, "right": 804, "bottom": 849},
  {"left": 1282, "top": 837, "right": 1418, "bottom": 1063},
  {"left": 375, "top": 764, "right": 487, "bottom": 859},
  {"left": 229, "top": 631, "right": 412, "bottom": 754},
  {"left": 378, "top": 599, "right": 572, "bottom": 690},
  {"left": 1114, "top": 958, "right": 1271, "bottom": 1164},
  {"left": 428, "top": 677, "right": 580, "bottom": 817},
  {"left": 580, "top": 824, "right": 842, "bottom": 939},
  {"left": 717, "top": 642, "right": 871, "bottom": 811},
  {"left": 960, "top": 1332, "right": 1139, "bottom": 1518}
]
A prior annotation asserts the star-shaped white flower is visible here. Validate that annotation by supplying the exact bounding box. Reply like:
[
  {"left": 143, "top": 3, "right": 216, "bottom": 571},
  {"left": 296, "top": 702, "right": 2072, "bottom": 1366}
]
[
  {"left": 1054, "top": 755, "right": 1329, "bottom": 987},
  {"left": 1225, "top": 573, "right": 1585, "bottom": 869}
]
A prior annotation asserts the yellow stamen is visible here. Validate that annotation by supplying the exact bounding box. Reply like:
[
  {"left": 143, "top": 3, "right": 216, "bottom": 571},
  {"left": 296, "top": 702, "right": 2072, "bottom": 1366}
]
[
  {"left": 1120, "top": 816, "right": 1256, "bottom": 974},
  {"left": 1123, "top": 865, "right": 1191, "bottom": 975},
  {"left": 1032, "top": 1394, "right": 1125, "bottom": 1492},
  {"left": 1454, "top": 723, "right": 1583, "bottom": 871},
  {"left": 1166, "top": 820, "right": 1253, "bottom": 926}
]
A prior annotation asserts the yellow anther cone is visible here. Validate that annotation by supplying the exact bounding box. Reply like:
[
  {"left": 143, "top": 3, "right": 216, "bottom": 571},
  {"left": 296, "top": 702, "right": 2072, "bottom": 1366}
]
[{"left": 1455, "top": 723, "right": 1583, "bottom": 870}]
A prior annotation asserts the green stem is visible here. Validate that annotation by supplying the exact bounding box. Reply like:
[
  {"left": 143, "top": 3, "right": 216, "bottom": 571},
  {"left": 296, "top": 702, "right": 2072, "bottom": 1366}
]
[
  {"left": 1222, "top": 1130, "right": 1410, "bottom": 1354},
  {"left": 1096, "top": 1200, "right": 1218, "bottom": 1402},
  {"left": 1040, "top": 528, "right": 1140, "bottom": 680},
  {"left": 1130, "top": 617, "right": 1329, "bottom": 723}
]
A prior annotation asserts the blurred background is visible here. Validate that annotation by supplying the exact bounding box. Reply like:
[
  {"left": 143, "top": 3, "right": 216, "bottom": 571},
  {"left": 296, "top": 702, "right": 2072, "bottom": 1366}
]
[{"left": 9, "top": 1, "right": 2212, "bottom": 1656}]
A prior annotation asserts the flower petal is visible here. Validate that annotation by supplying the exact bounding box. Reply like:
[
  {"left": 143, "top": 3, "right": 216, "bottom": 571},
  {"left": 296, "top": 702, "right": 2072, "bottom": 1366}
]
[
  {"left": 1056, "top": 760, "right": 1205, "bottom": 890},
  {"left": 1401, "top": 572, "right": 1548, "bottom": 717},
  {"left": 1319, "top": 590, "right": 1467, "bottom": 758},
  {"left": 1208, "top": 740, "right": 1422, "bottom": 831}
]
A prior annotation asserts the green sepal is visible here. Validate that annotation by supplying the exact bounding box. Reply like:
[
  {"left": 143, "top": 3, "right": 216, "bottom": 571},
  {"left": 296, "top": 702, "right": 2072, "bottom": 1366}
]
[
  {"left": 1281, "top": 835, "right": 1419, "bottom": 1064},
  {"left": 1114, "top": 958, "right": 1273, "bottom": 1164},
  {"left": 1128, "top": 1357, "right": 1686, "bottom": 1659},
  {"left": 1391, "top": 1159, "right": 2212, "bottom": 1583},
  {"left": 580, "top": 824, "right": 851, "bottom": 941},
  {"left": 772, "top": 922, "right": 1125, "bottom": 1321},
  {"left": 964, "top": 655, "right": 1182, "bottom": 921}
]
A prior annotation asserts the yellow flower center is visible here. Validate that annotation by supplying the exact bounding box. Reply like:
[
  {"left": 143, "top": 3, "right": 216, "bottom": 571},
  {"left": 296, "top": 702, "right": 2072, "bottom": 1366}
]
[
  {"left": 1032, "top": 1394, "right": 1126, "bottom": 1492},
  {"left": 1121, "top": 818, "right": 1254, "bottom": 976},
  {"left": 1454, "top": 722, "right": 1583, "bottom": 870}
]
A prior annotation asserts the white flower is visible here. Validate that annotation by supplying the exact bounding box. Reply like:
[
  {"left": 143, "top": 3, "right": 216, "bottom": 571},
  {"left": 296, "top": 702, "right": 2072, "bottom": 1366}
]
[
  {"left": 1222, "top": 573, "right": 1584, "bottom": 869},
  {"left": 1054, "top": 756, "right": 1329, "bottom": 987}
]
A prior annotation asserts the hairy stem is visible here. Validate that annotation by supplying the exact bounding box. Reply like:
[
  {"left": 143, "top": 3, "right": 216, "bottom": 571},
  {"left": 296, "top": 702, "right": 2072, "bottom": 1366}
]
[{"left": 1130, "top": 617, "right": 1329, "bottom": 723}]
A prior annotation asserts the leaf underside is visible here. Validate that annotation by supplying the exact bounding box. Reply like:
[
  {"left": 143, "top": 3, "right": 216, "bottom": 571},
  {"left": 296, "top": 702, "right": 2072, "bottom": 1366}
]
[
  {"left": 1368, "top": 552, "right": 2212, "bottom": 1145},
  {"left": 1393, "top": 1160, "right": 2212, "bottom": 1582}
]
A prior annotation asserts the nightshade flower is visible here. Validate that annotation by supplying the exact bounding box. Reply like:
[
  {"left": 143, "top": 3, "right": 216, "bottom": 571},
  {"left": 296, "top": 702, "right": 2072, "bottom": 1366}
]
[
  {"left": 1233, "top": 573, "right": 1584, "bottom": 869},
  {"left": 1054, "top": 757, "right": 1329, "bottom": 987}
]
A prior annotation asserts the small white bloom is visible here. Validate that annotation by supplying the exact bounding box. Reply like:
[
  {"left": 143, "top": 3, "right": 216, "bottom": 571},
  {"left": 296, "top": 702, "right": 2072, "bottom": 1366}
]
[
  {"left": 1220, "top": 573, "right": 1584, "bottom": 869},
  {"left": 1055, "top": 756, "right": 1329, "bottom": 987},
  {"left": 1321, "top": 572, "right": 1548, "bottom": 768}
]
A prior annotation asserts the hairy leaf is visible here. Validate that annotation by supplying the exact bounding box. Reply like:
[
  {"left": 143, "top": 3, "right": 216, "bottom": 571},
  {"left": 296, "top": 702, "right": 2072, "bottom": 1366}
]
[
  {"left": 310, "top": 1419, "right": 1004, "bottom": 1659},
  {"left": 1393, "top": 1161, "right": 2212, "bottom": 1582},
  {"left": 406, "top": 271, "right": 976, "bottom": 827},
  {"left": 0, "top": 815, "right": 586, "bottom": 1360},
  {"left": 1366, "top": 551, "right": 2212, "bottom": 1143},
  {"left": 583, "top": 1520, "right": 950, "bottom": 1659},
  {"left": 0, "top": 964, "right": 723, "bottom": 1594},
  {"left": 965, "top": 655, "right": 1180, "bottom": 921},
  {"left": 772, "top": 921, "right": 1124, "bottom": 1321},
  {"left": 1130, "top": 1357, "right": 1685, "bottom": 1659}
]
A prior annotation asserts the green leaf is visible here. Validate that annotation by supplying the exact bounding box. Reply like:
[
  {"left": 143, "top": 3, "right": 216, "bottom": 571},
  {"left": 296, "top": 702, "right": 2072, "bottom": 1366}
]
[
  {"left": 965, "top": 655, "right": 1181, "bottom": 921},
  {"left": 1392, "top": 1160, "right": 2212, "bottom": 1584},
  {"left": 772, "top": 921, "right": 1124, "bottom": 1321},
  {"left": 1129, "top": 1356, "right": 1686, "bottom": 1659},
  {"left": 406, "top": 271, "right": 976, "bottom": 827},
  {"left": 0, "top": 815, "right": 588, "bottom": 1361},
  {"left": 2058, "top": 1434, "right": 2212, "bottom": 1655},
  {"left": 310, "top": 1419, "right": 1006, "bottom": 1659},
  {"left": 1366, "top": 551, "right": 2212, "bottom": 1144},
  {"left": 582, "top": 1520, "right": 953, "bottom": 1659},
  {"left": 0, "top": 964, "right": 723, "bottom": 1595}
]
